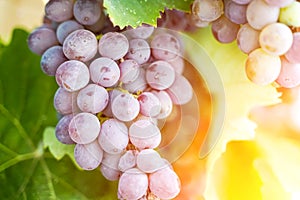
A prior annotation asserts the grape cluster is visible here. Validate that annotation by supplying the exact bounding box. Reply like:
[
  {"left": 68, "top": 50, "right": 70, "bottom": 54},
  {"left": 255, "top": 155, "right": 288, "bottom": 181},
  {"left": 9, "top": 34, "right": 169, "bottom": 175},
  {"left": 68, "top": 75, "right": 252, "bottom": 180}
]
[
  {"left": 27, "top": 0, "right": 195, "bottom": 199},
  {"left": 159, "top": 0, "right": 300, "bottom": 88}
]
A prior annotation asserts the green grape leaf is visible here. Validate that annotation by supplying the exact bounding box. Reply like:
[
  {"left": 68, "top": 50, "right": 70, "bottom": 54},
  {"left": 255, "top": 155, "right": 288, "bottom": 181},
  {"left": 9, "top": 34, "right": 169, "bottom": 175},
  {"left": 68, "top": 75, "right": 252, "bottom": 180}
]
[
  {"left": 104, "top": 0, "right": 194, "bottom": 28},
  {"left": 0, "top": 29, "right": 117, "bottom": 200}
]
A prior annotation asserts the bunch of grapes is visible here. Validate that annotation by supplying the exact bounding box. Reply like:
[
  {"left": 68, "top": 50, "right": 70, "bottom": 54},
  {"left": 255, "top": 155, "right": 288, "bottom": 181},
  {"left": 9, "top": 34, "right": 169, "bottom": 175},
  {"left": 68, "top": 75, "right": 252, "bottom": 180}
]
[
  {"left": 27, "top": 0, "right": 196, "bottom": 199},
  {"left": 160, "top": 0, "right": 300, "bottom": 88}
]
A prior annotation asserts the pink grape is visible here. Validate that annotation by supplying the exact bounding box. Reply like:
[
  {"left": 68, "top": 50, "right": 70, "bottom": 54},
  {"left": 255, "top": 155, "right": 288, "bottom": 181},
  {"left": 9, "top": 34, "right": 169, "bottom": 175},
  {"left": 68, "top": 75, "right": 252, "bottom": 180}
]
[
  {"left": 138, "top": 92, "right": 161, "bottom": 117},
  {"left": 151, "top": 90, "right": 173, "bottom": 119},
  {"left": 54, "top": 87, "right": 79, "bottom": 115},
  {"left": 232, "top": 0, "right": 252, "bottom": 5},
  {"left": 129, "top": 120, "right": 161, "bottom": 150},
  {"left": 259, "top": 22, "right": 293, "bottom": 56},
  {"left": 136, "top": 149, "right": 165, "bottom": 173},
  {"left": 73, "top": 0, "right": 102, "bottom": 25},
  {"left": 100, "top": 152, "right": 122, "bottom": 181},
  {"left": 98, "top": 119, "right": 129, "bottom": 154},
  {"left": 89, "top": 57, "right": 120, "bottom": 87},
  {"left": 40, "top": 46, "right": 67, "bottom": 76},
  {"left": 118, "top": 168, "right": 148, "bottom": 200},
  {"left": 166, "top": 74, "right": 193, "bottom": 105},
  {"left": 264, "top": 0, "right": 295, "bottom": 7},
  {"left": 246, "top": 0, "right": 280, "bottom": 30},
  {"left": 111, "top": 93, "right": 140, "bottom": 122},
  {"left": 167, "top": 56, "right": 185, "bottom": 74},
  {"left": 126, "top": 39, "right": 151, "bottom": 64},
  {"left": 276, "top": 57, "right": 300, "bottom": 88},
  {"left": 98, "top": 32, "right": 129, "bottom": 60},
  {"left": 102, "top": 89, "right": 123, "bottom": 118},
  {"left": 77, "top": 84, "right": 109, "bottom": 114},
  {"left": 245, "top": 48, "right": 281, "bottom": 85},
  {"left": 56, "top": 20, "right": 84, "bottom": 44},
  {"left": 151, "top": 32, "right": 181, "bottom": 61},
  {"left": 68, "top": 112, "right": 101, "bottom": 144},
  {"left": 63, "top": 29, "right": 98, "bottom": 62},
  {"left": 126, "top": 24, "right": 155, "bottom": 39},
  {"left": 74, "top": 139, "right": 103, "bottom": 170},
  {"left": 27, "top": 27, "right": 59, "bottom": 55},
  {"left": 122, "top": 68, "right": 148, "bottom": 93},
  {"left": 146, "top": 60, "right": 176, "bottom": 90},
  {"left": 149, "top": 167, "right": 181, "bottom": 199},
  {"left": 119, "top": 59, "right": 140, "bottom": 84},
  {"left": 55, "top": 60, "right": 90, "bottom": 92},
  {"left": 224, "top": 0, "right": 248, "bottom": 24},
  {"left": 285, "top": 32, "right": 300, "bottom": 63},
  {"left": 45, "top": 0, "right": 74, "bottom": 22},
  {"left": 118, "top": 150, "right": 137, "bottom": 172},
  {"left": 237, "top": 23, "right": 261, "bottom": 54},
  {"left": 191, "top": 0, "right": 224, "bottom": 22},
  {"left": 211, "top": 15, "right": 240, "bottom": 43}
]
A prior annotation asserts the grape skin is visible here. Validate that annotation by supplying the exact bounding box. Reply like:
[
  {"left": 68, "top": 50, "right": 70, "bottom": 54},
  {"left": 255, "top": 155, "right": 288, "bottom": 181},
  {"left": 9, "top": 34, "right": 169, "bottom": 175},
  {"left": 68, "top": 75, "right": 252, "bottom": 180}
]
[
  {"left": 56, "top": 20, "right": 84, "bottom": 44},
  {"left": 45, "top": 0, "right": 74, "bottom": 22},
  {"left": 63, "top": 29, "right": 98, "bottom": 62},
  {"left": 55, "top": 114, "right": 75, "bottom": 144},
  {"left": 245, "top": 48, "right": 281, "bottom": 86},
  {"left": 55, "top": 60, "right": 90, "bottom": 92},
  {"left": 73, "top": 0, "right": 102, "bottom": 25}
]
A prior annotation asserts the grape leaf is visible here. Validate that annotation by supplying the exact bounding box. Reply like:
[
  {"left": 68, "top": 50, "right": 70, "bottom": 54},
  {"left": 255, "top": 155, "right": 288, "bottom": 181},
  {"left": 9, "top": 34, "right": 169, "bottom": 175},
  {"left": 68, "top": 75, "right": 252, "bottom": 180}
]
[
  {"left": 104, "top": 0, "right": 193, "bottom": 28},
  {"left": 0, "top": 29, "right": 117, "bottom": 200}
]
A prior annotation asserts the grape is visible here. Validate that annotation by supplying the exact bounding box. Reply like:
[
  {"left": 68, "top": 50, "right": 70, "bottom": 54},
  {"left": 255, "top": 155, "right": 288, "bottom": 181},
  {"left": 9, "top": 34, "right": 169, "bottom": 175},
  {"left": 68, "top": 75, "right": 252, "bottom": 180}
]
[
  {"left": 232, "top": 0, "right": 252, "bottom": 5},
  {"left": 191, "top": 0, "right": 224, "bottom": 22},
  {"left": 55, "top": 60, "right": 90, "bottom": 92},
  {"left": 101, "top": 152, "right": 122, "bottom": 180},
  {"left": 63, "top": 29, "right": 98, "bottom": 62},
  {"left": 84, "top": 11, "right": 106, "bottom": 33},
  {"left": 55, "top": 114, "right": 75, "bottom": 144},
  {"left": 276, "top": 57, "right": 300, "bottom": 88},
  {"left": 73, "top": 0, "right": 102, "bottom": 25},
  {"left": 245, "top": 48, "right": 281, "bottom": 85},
  {"left": 89, "top": 57, "right": 120, "bottom": 87},
  {"left": 40, "top": 46, "right": 67, "bottom": 76},
  {"left": 98, "top": 32, "right": 129, "bottom": 60},
  {"left": 166, "top": 74, "right": 193, "bottom": 105},
  {"left": 151, "top": 90, "right": 173, "bottom": 119},
  {"left": 151, "top": 33, "right": 181, "bottom": 61},
  {"left": 119, "top": 59, "right": 140, "bottom": 84},
  {"left": 98, "top": 119, "right": 129, "bottom": 154},
  {"left": 146, "top": 60, "right": 176, "bottom": 90},
  {"left": 68, "top": 112, "right": 101, "bottom": 144},
  {"left": 77, "top": 84, "right": 109, "bottom": 114},
  {"left": 224, "top": 0, "right": 248, "bottom": 24},
  {"left": 27, "top": 27, "right": 58, "bottom": 55},
  {"left": 129, "top": 119, "right": 161, "bottom": 150},
  {"left": 264, "top": 0, "right": 295, "bottom": 7},
  {"left": 159, "top": 9, "right": 189, "bottom": 31},
  {"left": 53, "top": 87, "right": 79, "bottom": 115},
  {"left": 167, "top": 56, "right": 185, "bottom": 74},
  {"left": 259, "top": 23, "right": 293, "bottom": 56},
  {"left": 122, "top": 68, "right": 148, "bottom": 93},
  {"left": 138, "top": 92, "right": 161, "bottom": 117},
  {"left": 56, "top": 20, "right": 84, "bottom": 44},
  {"left": 100, "top": 163, "right": 121, "bottom": 181},
  {"left": 126, "top": 24, "right": 155, "bottom": 39},
  {"left": 149, "top": 167, "right": 181, "bottom": 199},
  {"left": 285, "top": 32, "right": 300, "bottom": 64},
  {"left": 126, "top": 39, "right": 151, "bottom": 64},
  {"left": 237, "top": 23, "right": 261, "bottom": 54},
  {"left": 136, "top": 149, "right": 165, "bottom": 173},
  {"left": 45, "top": 0, "right": 74, "bottom": 22},
  {"left": 279, "top": 1, "right": 300, "bottom": 27},
  {"left": 118, "top": 150, "right": 137, "bottom": 172},
  {"left": 102, "top": 89, "right": 123, "bottom": 117},
  {"left": 111, "top": 93, "right": 140, "bottom": 122},
  {"left": 246, "top": 0, "right": 280, "bottom": 30},
  {"left": 211, "top": 15, "right": 240, "bottom": 43},
  {"left": 74, "top": 140, "right": 104, "bottom": 170},
  {"left": 118, "top": 168, "right": 148, "bottom": 200}
]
